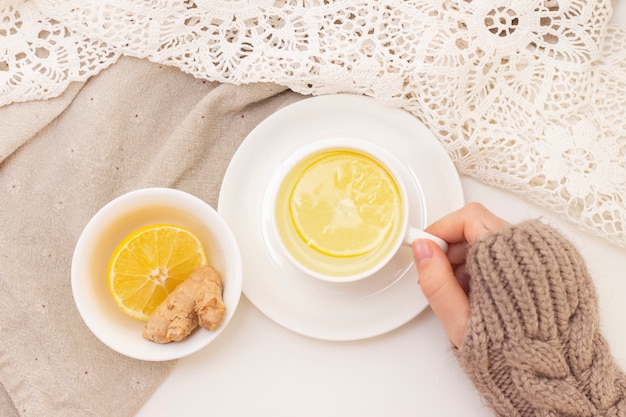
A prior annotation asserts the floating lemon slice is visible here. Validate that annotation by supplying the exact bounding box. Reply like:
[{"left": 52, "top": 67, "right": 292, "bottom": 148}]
[
  {"left": 289, "top": 151, "right": 401, "bottom": 257},
  {"left": 107, "top": 224, "right": 208, "bottom": 321}
]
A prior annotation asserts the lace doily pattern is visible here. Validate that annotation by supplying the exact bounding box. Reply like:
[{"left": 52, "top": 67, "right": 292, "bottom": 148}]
[
  {"left": 0, "top": 1, "right": 119, "bottom": 105},
  {"left": 3, "top": 0, "right": 626, "bottom": 248}
]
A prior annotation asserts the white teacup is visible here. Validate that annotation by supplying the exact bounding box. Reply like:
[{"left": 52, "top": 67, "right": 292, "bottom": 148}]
[{"left": 264, "top": 138, "right": 447, "bottom": 283}]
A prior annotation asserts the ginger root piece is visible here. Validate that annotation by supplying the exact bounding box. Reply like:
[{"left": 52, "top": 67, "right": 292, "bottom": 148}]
[{"left": 142, "top": 265, "right": 226, "bottom": 343}]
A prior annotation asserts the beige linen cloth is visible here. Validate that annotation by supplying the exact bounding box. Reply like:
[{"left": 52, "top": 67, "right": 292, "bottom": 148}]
[{"left": 0, "top": 56, "right": 304, "bottom": 416}]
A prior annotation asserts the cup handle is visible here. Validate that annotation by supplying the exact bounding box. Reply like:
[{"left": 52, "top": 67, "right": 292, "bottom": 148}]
[{"left": 404, "top": 226, "right": 448, "bottom": 253}]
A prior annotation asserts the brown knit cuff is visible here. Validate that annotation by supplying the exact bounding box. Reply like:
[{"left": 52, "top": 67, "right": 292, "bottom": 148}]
[{"left": 454, "top": 220, "right": 626, "bottom": 417}]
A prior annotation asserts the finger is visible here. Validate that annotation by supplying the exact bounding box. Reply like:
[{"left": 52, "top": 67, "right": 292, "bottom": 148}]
[
  {"left": 453, "top": 264, "right": 470, "bottom": 295},
  {"left": 412, "top": 239, "right": 469, "bottom": 348},
  {"left": 425, "top": 202, "right": 509, "bottom": 244},
  {"left": 446, "top": 242, "right": 467, "bottom": 266}
]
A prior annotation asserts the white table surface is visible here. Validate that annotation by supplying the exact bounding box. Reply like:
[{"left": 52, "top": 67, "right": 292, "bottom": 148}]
[{"left": 137, "top": 6, "right": 626, "bottom": 416}]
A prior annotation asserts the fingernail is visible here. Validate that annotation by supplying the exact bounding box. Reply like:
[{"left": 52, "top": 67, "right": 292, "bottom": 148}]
[{"left": 412, "top": 239, "right": 433, "bottom": 266}]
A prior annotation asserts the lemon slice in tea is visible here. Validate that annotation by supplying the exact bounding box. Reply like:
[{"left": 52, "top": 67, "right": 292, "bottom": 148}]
[
  {"left": 107, "top": 224, "right": 208, "bottom": 321},
  {"left": 289, "top": 151, "right": 401, "bottom": 257}
]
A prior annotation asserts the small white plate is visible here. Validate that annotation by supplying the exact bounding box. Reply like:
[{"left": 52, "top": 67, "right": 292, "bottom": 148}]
[{"left": 218, "top": 94, "right": 464, "bottom": 341}]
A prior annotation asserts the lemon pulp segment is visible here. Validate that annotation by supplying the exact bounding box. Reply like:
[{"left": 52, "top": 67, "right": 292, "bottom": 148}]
[{"left": 107, "top": 224, "right": 208, "bottom": 321}]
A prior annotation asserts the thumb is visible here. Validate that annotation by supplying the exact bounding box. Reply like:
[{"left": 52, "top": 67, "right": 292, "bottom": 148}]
[{"left": 412, "top": 239, "right": 469, "bottom": 348}]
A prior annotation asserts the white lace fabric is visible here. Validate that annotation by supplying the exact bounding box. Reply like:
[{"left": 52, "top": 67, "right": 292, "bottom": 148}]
[{"left": 2, "top": 0, "right": 626, "bottom": 248}]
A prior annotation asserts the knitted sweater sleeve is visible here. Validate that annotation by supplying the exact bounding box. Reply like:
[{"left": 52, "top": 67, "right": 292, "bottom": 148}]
[{"left": 454, "top": 220, "right": 626, "bottom": 417}]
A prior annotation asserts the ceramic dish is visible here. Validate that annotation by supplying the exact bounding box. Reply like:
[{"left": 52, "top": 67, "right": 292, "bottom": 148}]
[
  {"left": 72, "top": 188, "right": 243, "bottom": 360},
  {"left": 218, "top": 94, "right": 463, "bottom": 341}
]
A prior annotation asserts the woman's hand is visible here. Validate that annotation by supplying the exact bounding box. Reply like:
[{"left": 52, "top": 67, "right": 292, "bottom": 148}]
[{"left": 411, "top": 203, "right": 509, "bottom": 348}]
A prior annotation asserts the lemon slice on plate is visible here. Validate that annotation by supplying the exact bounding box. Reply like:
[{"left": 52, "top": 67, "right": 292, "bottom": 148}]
[
  {"left": 289, "top": 151, "right": 401, "bottom": 257},
  {"left": 107, "top": 224, "right": 208, "bottom": 321}
]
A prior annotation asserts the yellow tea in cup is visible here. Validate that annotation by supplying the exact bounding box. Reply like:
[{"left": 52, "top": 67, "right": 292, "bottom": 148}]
[{"left": 274, "top": 148, "right": 405, "bottom": 279}]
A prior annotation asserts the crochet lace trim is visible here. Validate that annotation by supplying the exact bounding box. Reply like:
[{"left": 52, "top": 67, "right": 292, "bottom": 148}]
[{"left": 3, "top": 0, "right": 625, "bottom": 248}]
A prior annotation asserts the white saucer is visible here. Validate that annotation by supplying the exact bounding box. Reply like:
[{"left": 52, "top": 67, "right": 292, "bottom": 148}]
[{"left": 218, "top": 94, "right": 464, "bottom": 341}]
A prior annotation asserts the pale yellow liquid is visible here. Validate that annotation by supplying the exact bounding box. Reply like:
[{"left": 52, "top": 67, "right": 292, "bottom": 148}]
[{"left": 275, "top": 149, "right": 404, "bottom": 278}]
